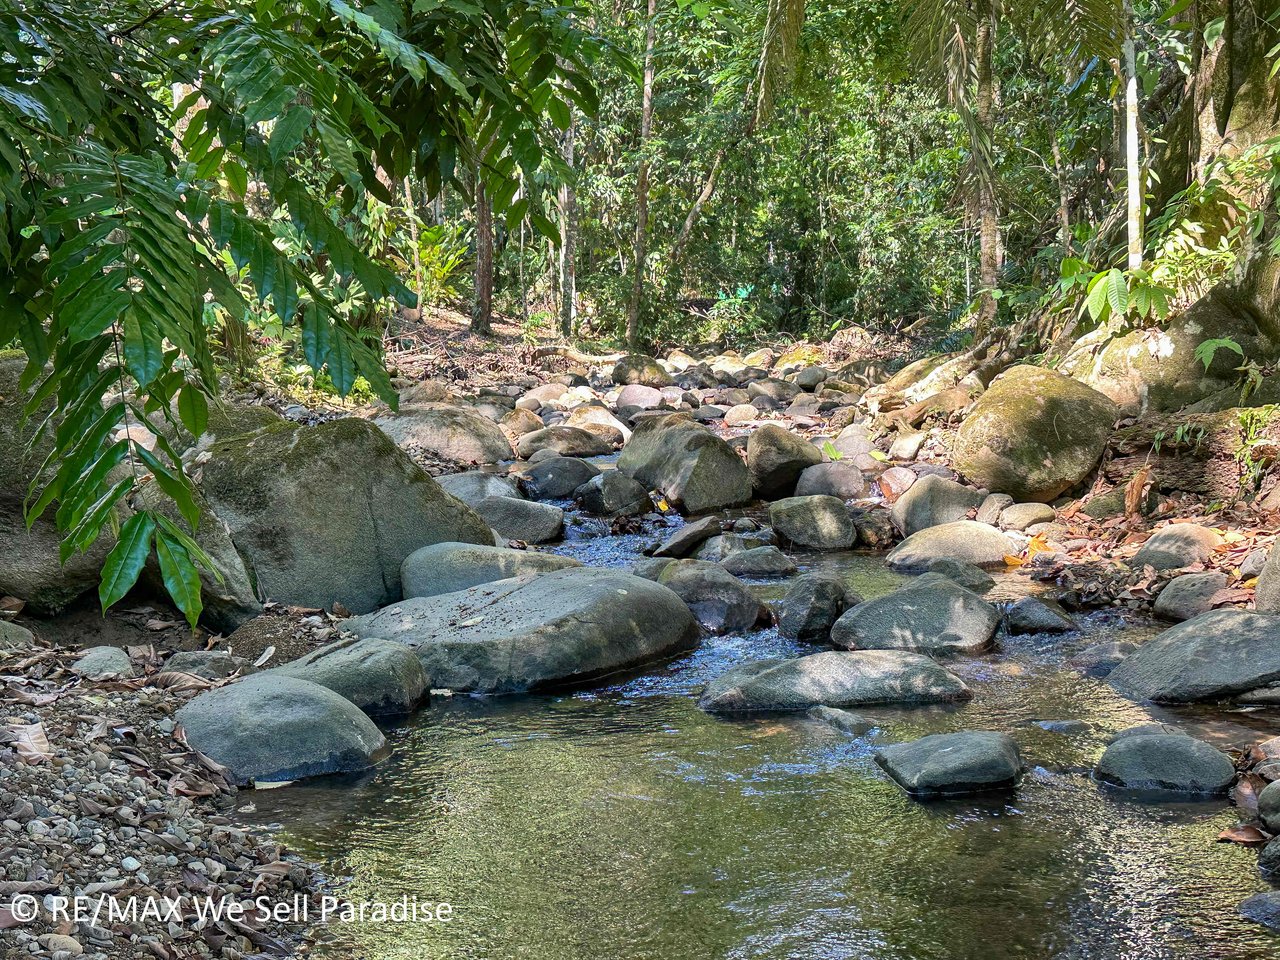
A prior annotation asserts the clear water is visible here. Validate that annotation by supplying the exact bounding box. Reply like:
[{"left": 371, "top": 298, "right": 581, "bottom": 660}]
[{"left": 248, "top": 520, "right": 1280, "bottom": 960}]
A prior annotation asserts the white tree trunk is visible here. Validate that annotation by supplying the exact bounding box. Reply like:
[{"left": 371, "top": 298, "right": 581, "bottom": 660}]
[{"left": 1123, "top": 0, "right": 1143, "bottom": 270}]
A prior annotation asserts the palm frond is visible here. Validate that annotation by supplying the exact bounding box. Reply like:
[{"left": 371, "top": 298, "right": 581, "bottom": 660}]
[{"left": 754, "top": 0, "right": 806, "bottom": 127}]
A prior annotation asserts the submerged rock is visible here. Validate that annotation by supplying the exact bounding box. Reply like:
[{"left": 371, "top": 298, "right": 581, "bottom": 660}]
[
  {"left": 268, "top": 637, "right": 427, "bottom": 719},
  {"left": 776, "top": 574, "right": 852, "bottom": 643},
  {"left": 875, "top": 731, "right": 1022, "bottom": 796},
  {"left": 1240, "top": 891, "right": 1280, "bottom": 931},
  {"left": 768, "top": 495, "right": 856, "bottom": 551},
  {"left": 886, "top": 521, "right": 1012, "bottom": 570},
  {"left": 617, "top": 414, "right": 751, "bottom": 514},
  {"left": 400, "top": 542, "right": 579, "bottom": 599},
  {"left": 1093, "top": 732, "right": 1235, "bottom": 796},
  {"left": 697, "top": 650, "right": 971, "bottom": 713},
  {"left": 831, "top": 575, "right": 999, "bottom": 655},
  {"left": 346, "top": 568, "right": 698, "bottom": 693}
]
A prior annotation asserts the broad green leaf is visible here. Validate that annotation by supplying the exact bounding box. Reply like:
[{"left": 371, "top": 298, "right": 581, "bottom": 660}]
[
  {"left": 1106, "top": 269, "right": 1127, "bottom": 316},
  {"left": 178, "top": 384, "right": 209, "bottom": 437},
  {"left": 155, "top": 528, "right": 203, "bottom": 628},
  {"left": 99, "top": 512, "right": 156, "bottom": 610}
]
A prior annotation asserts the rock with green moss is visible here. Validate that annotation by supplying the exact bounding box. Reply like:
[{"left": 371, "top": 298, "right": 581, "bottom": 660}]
[
  {"left": 617, "top": 413, "right": 751, "bottom": 514},
  {"left": 198, "top": 417, "right": 492, "bottom": 613},
  {"left": 952, "top": 365, "right": 1117, "bottom": 502},
  {"left": 612, "top": 355, "right": 673, "bottom": 388},
  {"left": 374, "top": 403, "right": 513, "bottom": 465},
  {"left": 165, "top": 401, "right": 283, "bottom": 455}
]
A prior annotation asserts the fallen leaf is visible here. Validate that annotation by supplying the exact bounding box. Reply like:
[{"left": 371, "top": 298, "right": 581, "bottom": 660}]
[
  {"left": 8, "top": 722, "right": 52, "bottom": 763},
  {"left": 1218, "top": 821, "right": 1272, "bottom": 847},
  {"left": 252, "top": 646, "right": 276, "bottom": 668}
]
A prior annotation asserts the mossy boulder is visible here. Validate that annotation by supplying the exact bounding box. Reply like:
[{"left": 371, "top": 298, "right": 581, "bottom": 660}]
[
  {"left": 953, "top": 365, "right": 1117, "bottom": 502},
  {"left": 199, "top": 417, "right": 492, "bottom": 613},
  {"left": 612, "top": 354, "right": 673, "bottom": 387},
  {"left": 374, "top": 403, "right": 514, "bottom": 465},
  {"left": 617, "top": 413, "right": 751, "bottom": 514}
]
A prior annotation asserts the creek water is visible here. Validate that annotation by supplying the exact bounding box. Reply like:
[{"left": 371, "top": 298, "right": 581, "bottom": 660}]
[{"left": 248, "top": 514, "right": 1280, "bottom": 960}]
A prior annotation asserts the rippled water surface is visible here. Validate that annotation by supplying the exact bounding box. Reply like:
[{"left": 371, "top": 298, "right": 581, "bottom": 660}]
[{"left": 250, "top": 532, "right": 1280, "bottom": 960}]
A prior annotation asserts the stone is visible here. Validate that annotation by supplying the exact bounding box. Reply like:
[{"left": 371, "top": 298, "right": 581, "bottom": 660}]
[
  {"left": 374, "top": 403, "right": 513, "bottom": 464},
  {"left": 176, "top": 675, "right": 387, "bottom": 785},
  {"left": 616, "top": 384, "right": 665, "bottom": 410},
  {"left": 851, "top": 507, "right": 896, "bottom": 548},
  {"left": 1153, "top": 572, "right": 1229, "bottom": 622},
  {"left": 1131, "top": 523, "right": 1223, "bottom": 571},
  {"left": 923, "top": 558, "right": 994, "bottom": 593},
  {"left": 1072, "top": 640, "right": 1140, "bottom": 677},
  {"left": 1005, "top": 597, "right": 1076, "bottom": 634},
  {"left": 616, "top": 414, "right": 752, "bottom": 514},
  {"left": 346, "top": 568, "right": 699, "bottom": 693},
  {"left": 1108, "top": 610, "right": 1280, "bottom": 702},
  {"left": 268, "top": 637, "right": 427, "bottom": 719},
  {"left": 748, "top": 378, "right": 801, "bottom": 403},
  {"left": 890, "top": 475, "right": 984, "bottom": 537},
  {"left": 522, "top": 457, "right": 601, "bottom": 500},
  {"left": 653, "top": 516, "right": 723, "bottom": 558},
  {"left": 698, "top": 650, "right": 971, "bottom": 713},
  {"left": 1240, "top": 891, "right": 1280, "bottom": 931},
  {"left": 71, "top": 646, "right": 135, "bottom": 680},
  {"left": 613, "top": 355, "right": 673, "bottom": 387},
  {"left": 976, "top": 493, "right": 1013, "bottom": 526},
  {"left": 886, "top": 521, "right": 1013, "bottom": 570},
  {"left": 793, "top": 366, "right": 828, "bottom": 390},
  {"left": 199, "top": 418, "right": 492, "bottom": 613},
  {"left": 565, "top": 405, "right": 631, "bottom": 445},
  {"left": 806, "top": 705, "right": 876, "bottom": 735},
  {"left": 38, "top": 935, "right": 83, "bottom": 956},
  {"left": 795, "top": 462, "right": 867, "bottom": 500},
  {"left": 747, "top": 424, "right": 823, "bottom": 498},
  {"left": 695, "top": 534, "right": 748, "bottom": 561},
  {"left": 0, "top": 619, "right": 34, "bottom": 651},
  {"left": 952, "top": 365, "right": 1118, "bottom": 502},
  {"left": 574, "top": 471, "right": 653, "bottom": 517},
  {"left": 777, "top": 575, "right": 852, "bottom": 643},
  {"left": 502, "top": 407, "right": 544, "bottom": 437},
  {"left": 875, "top": 731, "right": 1022, "bottom": 796},
  {"left": 162, "top": 651, "right": 254, "bottom": 680},
  {"left": 1241, "top": 547, "right": 1270, "bottom": 580},
  {"left": 436, "top": 471, "right": 524, "bottom": 506},
  {"left": 724, "top": 403, "right": 759, "bottom": 425},
  {"left": 516, "top": 425, "right": 612, "bottom": 459},
  {"left": 830, "top": 423, "right": 874, "bottom": 460},
  {"left": 401, "top": 542, "right": 579, "bottom": 599},
  {"left": 876, "top": 466, "right": 916, "bottom": 503},
  {"left": 1093, "top": 732, "right": 1235, "bottom": 796},
  {"left": 1256, "top": 546, "right": 1280, "bottom": 613},
  {"left": 999, "top": 502, "right": 1056, "bottom": 531},
  {"left": 721, "top": 545, "right": 798, "bottom": 579},
  {"left": 1261, "top": 781, "right": 1280, "bottom": 833},
  {"left": 888, "top": 430, "right": 925, "bottom": 461},
  {"left": 831, "top": 575, "right": 1000, "bottom": 655},
  {"left": 769, "top": 496, "right": 856, "bottom": 551},
  {"left": 657, "top": 559, "right": 764, "bottom": 634},
  {"left": 474, "top": 496, "right": 564, "bottom": 544}
]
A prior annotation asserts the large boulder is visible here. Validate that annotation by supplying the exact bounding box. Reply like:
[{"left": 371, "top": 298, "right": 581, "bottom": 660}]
[
  {"left": 574, "top": 471, "right": 653, "bottom": 517},
  {"left": 373, "top": 403, "right": 513, "bottom": 465},
  {"left": 268, "top": 637, "right": 427, "bottom": 719},
  {"left": 746, "top": 425, "right": 822, "bottom": 498},
  {"left": 401, "top": 542, "right": 579, "bottom": 599},
  {"left": 794, "top": 462, "right": 867, "bottom": 500},
  {"left": 768, "top": 496, "right": 856, "bottom": 551},
  {"left": 176, "top": 674, "right": 388, "bottom": 785},
  {"left": 199, "top": 418, "right": 492, "bottom": 613},
  {"left": 1153, "top": 571, "right": 1228, "bottom": 622},
  {"left": 831, "top": 574, "right": 1000, "bottom": 655},
  {"left": 1260, "top": 548, "right": 1280, "bottom": 613},
  {"left": 1093, "top": 731, "right": 1235, "bottom": 795},
  {"left": 612, "top": 355, "right": 673, "bottom": 387},
  {"left": 522, "top": 457, "right": 601, "bottom": 500},
  {"left": 952, "top": 366, "right": 1118, "bottom": 502},
  {"left": 435, "top": 471, "right": 523, "bottom": 506},
  {"left": 698, "top": 650, "right": 971, "bottom": 713},
  {"left": 1108, "top": 609, "right": 1280, "bottom": 702},
  {"left": 890, "top": 475, "right": 984, "bottom": 537},
  {"left": 776, "top": 574, "right": 851, "bottom": 643},
  {"left": 1130, "top": 523, "right": 1222, "bottom": 571},
  {"left": 345, "top": 568, "right": 699, "bottom": 693},
  {"left": 886, "top": 520, "right": 1013, "bottom": 570},
  {"left": 474, "top": 496, "right": 564, "bottom": 544},
  {"left": 616, "top": 414, "right": 751, "bottom": 514},
  {"left": 875, "top": 731, "right": 1022, "bottom": 796},
  {"left": 516, "top": 425, "right": 612, "bottom": 459},
  {"left": 656, "top": 559, "right": 764, "bottom": 634}
]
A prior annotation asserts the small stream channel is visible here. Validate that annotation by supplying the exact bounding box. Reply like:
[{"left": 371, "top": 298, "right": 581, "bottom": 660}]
[{"left": 248, "top": 499, "right": 1280, "bottom": 959}]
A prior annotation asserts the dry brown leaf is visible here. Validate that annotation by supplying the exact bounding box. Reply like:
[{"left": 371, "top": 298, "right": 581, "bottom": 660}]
[
  {"left": 1218, "top": 821, "right": 1272, "bottom": 847},
  {"left": 8, "top": 722, "right": 52, "bottom": 763}
]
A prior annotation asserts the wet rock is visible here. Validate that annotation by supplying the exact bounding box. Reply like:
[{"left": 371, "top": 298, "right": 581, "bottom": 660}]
[
  {"left": 1131, "top": 523, "right": 1223, "bottom": 571},
  {"left": 1240, "top": 891, "right": 1280, "bottom": 931},
  {"left": 657, "top": 559, "right": 764, "bottom": 634},
  {"left": 777, "top": 574, "right": 853, "bottom": 642},
  {"left": 747, "top": 424, "right": 823, "bottom": 498},
  {"left": 474, "top": 496, "right": 564, "bottom": 544},
  {"left": 617, "top": 414, "right": 752, "bottom": 514},
  {"left": 875, "top": 731, "right": 1022, "bottom": 796},
  {"left": 613, "top": 355, "right": 673, "bottom": 388},
  {"left": 769, "top": 495, "right": 856, "bottom": 551},
  {"left": 886, "top": 520, "right": 1013, "bottom": 570},
  {"left": 976, "top": 493, "right": 1013, "bottom": 526},
  {"left": 923, "top": 558, "right": 994, "bottom": 593},
  {"left": 952, "top": 365, "right": 1117, "bottom": 502},
  {"left": 653, "top": 516, "right": 722, "bottom": 558},
  {"left": 401, "top": 542, "right": 579, "bottom": 599},
  {"left": 721, "top": 545, "right": 798, "bottom": 579},
  {"left": 1108, "top": 609, "right": 1280, "bottom": 703},
  {"left": 574, "top": 471, "right": 653, "bottom": 517},
  {"left": 831, "top": 575, "right": 1000, "bottom": 655},
  {"left": 71, "top": 646, "right": 135, "bottom": 680},
  {"left": 436, "top": 471, "right": 524, "bottom": 506},
  {"left": 1093, "top": 732, "right": 1234, "bottom": 796},
  {"left": 177, "top": 674, "right": 388, "bottom": 785},
  {"left": 698, "top": 650, "right": 971, "bottom": 712},
  {"left": 516, "top": 425, "right": 613, "bottom": 459},
  {"left": 268, "top": 636, "right": 427, "bottom": 719},
  {"left": 162, "top": 650, "right": 255, "bottom": 680},
  {"left": 795, "top": 462, "right": 867, "bottom": 500},
  {"left": 890, "top": 475, "right": 984, "bottom": 537},
  {"left": 999, "top": 503, "right": 1056, "bottom": 531},
  {"left": 1005, "top": 597, "right": 1076, "bottom": 634},
  {"left": 1153, "top": 572, "right": 1228, "bottom": 622},
  {"left": 1260, "top": 781, "right": 1280, "bottom": 832},
  {"left": 347, "top": 568, "right": 698, "bottom": 693},
  {"left": 1072, "top": 640, "right": 1140, "bottom": 677},
  {"left": 374, "top": 403, "right": 514, "bottom": 464},
  {"left": 522, "top": 456, "right": 601, "bottom": 499},
  {"left": 806, "top": 705, "right": 876, "bottom": 735}
]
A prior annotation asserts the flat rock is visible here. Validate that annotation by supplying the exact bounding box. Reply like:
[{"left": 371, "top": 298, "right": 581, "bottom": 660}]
[
  {"left": 1131, "top": 523, "right": 1223, "bottom": 571},
  {"left": 1240, "top": 891, "right": 1280, "bottom": 931},
  {"left": 721, "top": 546, "right": 797, "bottom": 579},
  {"left": 831, "top": 574, "right": 999, "bottom": 655},
  {"left": 474, "top": 496, "right": 564, "bottom": 544},
  {"left": 769, "top": 495, "right": 856, "bottom": 551},
  {"left": 886, "top": 521, "right": 1013, "bottom": 570},
  {"left": 1093, "top": 732, "right": 1235, "bottom": 796},
  {"left": 653, "top": 516, "right": 723, "bottom": 558},
  {"left": 875, "top": 731, "right": 1023, "bottom": 796},
  {"left": 162, "top": 650, "right": 254, "bottom": 680},
  {"left": 268, "top": 637, "right": 427, "bottom": 719},
  {"left": 1000, "top": 502, "right": 1055, "bottom": 531},
  {"left": 374, "top": 403, "right": 513, "bottom": 464},
  {"left": 923, "top": 558, "right": 994, "bottom": 593},
  {"left": 401, "top": 542, "right": 580, "bottom": 599},
  {"left": 436, "top": 471, "right": 524, "bottom": 506},
  {"left": 516, "top": 425, "right": 612, "bottom": 459}
]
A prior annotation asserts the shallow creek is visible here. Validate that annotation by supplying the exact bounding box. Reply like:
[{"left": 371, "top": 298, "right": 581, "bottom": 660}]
[{"left": 248, "top": 509, "right": 1280, "bottom": 959}]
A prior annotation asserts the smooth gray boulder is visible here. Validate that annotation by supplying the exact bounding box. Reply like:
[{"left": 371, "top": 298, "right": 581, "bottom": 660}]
[
  {"left": 777, "top": 575, "right": 852, "bottom": 643},
  {"left": 1260, "top": 781, "right": 1280, "bottom": 833},
  {"left": 794, "top": 462, "right": 867, "bottom": 500},
  {"left": 1093, "top": 732, "right": 1235, "bottom": 796},
  {"left": 516, "top": 425, "right": 612, "bottom": 459},
  {"left": 657, "top": 559, "right": 764, "bottom": 634},
  {"left": 401, "top": 542, "right": 579, "bottom": 599},
  {"left": 268, "top": 637, "right": 427, "bottom": 719},
  {"left": 616, "top": 414, "right": 751, "bottom": 514},
  {"left": 1108, "top": 609, "right": 1280, "bottom": 703},
  {"left": 1153, "top": 572, "right": 1228, "bottom": 622},
  {"left": 474, "top": 496, "right": 564, "bottom": 544},
  {"left": 346, "top": 568, "right": 699, "bottom": 693},
  {"left": 1005, "top": 596, "right": 1076, "bottom": 634},
  {"left": 161, "top": 650, "right": 254, "bottom": 680},
  {"left": 1259, "top": 548, "right": 1280, "bottom": 613},
  {"left": 1131, "top": 523, "right": 1223, "bottom": 571},
  {"left": 374, "top": 403, "right": 513, "bottom": 464},
  {"left": 522, "top": 457, "right": 601, "bottom": 500},
  {"left": 999, "top": 502, "right": 1056, "bottom": 531},
  {"left": 574, "top": 471, "right": 653, "bottom": 517},
  {"left": 436, "top": 471, "right": 524, "bottom": 506},
  {"left": 199, "top": 418, "right": 492, "bottom": 613},
  {"left": 890, "top": 475, "right": 984, "bottom": 537},
  {"left": 875, "top": 731, "right": 1022, "bottom": 796},
  {"left": 721, "top": 546, "right": 797, "bottom": 579},
  {"left": 886, "top": 521, "right": 1013, "bottom": 570},
  {"left": 71, "top": 646, "right": 135, "bottom": 680},
  {"left": 176, "top": 675, "right": 387, "bottom": 785},
  {"left": 747, "top": 424, "right": 823, "bottom": 498},
  {"left": 769, "top": 496, "right": 856, "bottom": 551},
  {"left": 653, "top": 516, "right": 722, "bottom": 558},
  {"left": 698, "top": 650, "right": 971, "bottom": 713},
  {"left": 831, "top": 574, "right": 999, "bottom": 655},
  {"left": 923, "top": 557, "right": 994, "bottom": 593}
]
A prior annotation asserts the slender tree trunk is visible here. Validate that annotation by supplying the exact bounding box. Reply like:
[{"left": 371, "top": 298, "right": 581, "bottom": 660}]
[
  {"left": 1051, "top": 135, "right": 1071, "bottom": 254},
  {"left": 625, "top": 0, "right": 658, "bottom": 349},
  {"left": 670, "top": 148, "right": 725, "bottom": 271},
  {"left": 1122, "top": 0, "right": 1143, "bottom": 269},
  {"left": 559, "top": 114, "right": 578, "bottom": 338},
  {"left": 472, "top": 176, "right": 494, "bottom": 335},
  {"left": 974, "top": 0, "right": 999, "bottom": 336},
  {"left": 404, "top": 178, "right": 424, "bottom": 305}
]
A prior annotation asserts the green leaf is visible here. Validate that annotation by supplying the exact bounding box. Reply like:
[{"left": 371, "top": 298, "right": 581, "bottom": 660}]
[
  {"left": 225, "top": 159, "right": 249, "bottom": 197},
  {"left": 270, "top": 106, "right": 313, "bottom": 164},
  {"left": 1194, "top": 337, "right": 1244, "bottom": 371},
  {"left": 155, "top": 528, "right": 202, "bottom": 628},
  {"left": 1106, "top": 269, "right": 1127, "bottom": 316},
  {"left": 1086, "top": 271, "right": 1111, "bottom": 322},
  {"left": 178, "top": 384, "right": 209, "bottom": 437},
  {"left": 99, "top": 512, "right": 156, "bottom": 610},
  {"left": 123, "top": 309, "right": 165, "bottom": 387}
]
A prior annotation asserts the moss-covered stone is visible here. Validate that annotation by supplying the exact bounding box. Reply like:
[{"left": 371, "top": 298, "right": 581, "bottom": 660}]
[{"left": 612, "top": 354, "right": 673, "bottom": 387}]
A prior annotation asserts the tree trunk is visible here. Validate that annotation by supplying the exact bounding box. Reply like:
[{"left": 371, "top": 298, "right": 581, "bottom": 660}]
[
  {"left": 1051, "top": 135, "right": 1071, "bottom": 254},
  {"left": 559, "top": 114, "right": 578, "bottom": 338},
  {"left": 1122, "top": 0, "right": 1143, "bottom": 270},
  {"left": 404, "top": 178, "right": 424, "bottom": 306},
  {"left": 625, "top": 0, "right": 658, "bottom": 349},
  {"left": 974, "top": 0, "right": 999, "bottom": 337},
  {"left": 472, "top": 176, "right": 494, "bottom": 336}
]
